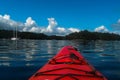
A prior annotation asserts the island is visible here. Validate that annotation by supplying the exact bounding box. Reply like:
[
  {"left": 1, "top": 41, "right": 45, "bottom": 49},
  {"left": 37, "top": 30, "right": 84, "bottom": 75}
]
[{"left": 0, "top": 30, "right": 120, "bottom": 40}]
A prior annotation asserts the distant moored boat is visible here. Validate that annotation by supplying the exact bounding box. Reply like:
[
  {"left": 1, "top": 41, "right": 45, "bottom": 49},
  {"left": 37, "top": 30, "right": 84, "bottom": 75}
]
[{"left": 11, "top": 26, "right": 19, "bottom": 40}]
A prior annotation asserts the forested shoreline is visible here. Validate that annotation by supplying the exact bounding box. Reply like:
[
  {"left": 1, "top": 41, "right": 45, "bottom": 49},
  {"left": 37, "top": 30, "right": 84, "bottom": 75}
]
[{"left": 0, "top": 30, "right": 120, "bottom": 40}]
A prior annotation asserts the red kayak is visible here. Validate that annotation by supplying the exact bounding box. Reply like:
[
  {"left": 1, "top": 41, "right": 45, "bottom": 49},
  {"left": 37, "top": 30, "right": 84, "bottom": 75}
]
[{"left": 29, "top": 46, "right": 107, "bottom": 80}]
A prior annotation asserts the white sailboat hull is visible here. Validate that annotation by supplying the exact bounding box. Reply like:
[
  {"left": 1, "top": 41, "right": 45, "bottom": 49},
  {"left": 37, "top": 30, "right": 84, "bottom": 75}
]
[{"left": 11, "top": 37, "right": 19, "bottom": 40}]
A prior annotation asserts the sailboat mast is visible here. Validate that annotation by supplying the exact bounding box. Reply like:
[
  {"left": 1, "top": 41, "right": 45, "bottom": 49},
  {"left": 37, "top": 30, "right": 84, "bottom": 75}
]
[
  {"left": 13, "top": 26, "right": 15, "bottom": 38},
  {"left": 16, "top": 26, "right": 17, "bottom": 39},
  {"left": 11, "top": 25, "right": 18, "bottom": 40}
]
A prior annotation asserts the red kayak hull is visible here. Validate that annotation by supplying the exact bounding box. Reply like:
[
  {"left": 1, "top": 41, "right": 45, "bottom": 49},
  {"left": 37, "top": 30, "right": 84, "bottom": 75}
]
[{"left": 29, "top": 46, "right": 107, "bottom": 80}]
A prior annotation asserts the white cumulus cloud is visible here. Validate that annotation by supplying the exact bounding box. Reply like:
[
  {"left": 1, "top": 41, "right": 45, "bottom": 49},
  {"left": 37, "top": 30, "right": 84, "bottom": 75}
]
[
  {"left": 68, "top": 28, "right": 80, "bottom": 33},
  {"left": 112, "top": 19, "right": 120, "bottom": 30},
  {"left": 46, "top": 18, "right": 57, "bottom": 33},
  {"left": 94, "top": 25, "right": 108, "bottom": 32},
  {"left": 111, "top": 19, "right": 120, "bottom": 34},
  {"left": 23, "top": 17, "right": 38, "bottom": 32},
  {"left": 3, "top": 14, "right": 10, "bottom": 20},
  {"left": 42, "top": 18, "right": 80, "bottom": 35},
  {"left": 57, "top": 27, "right": 66, "bottom": 33},
  {"left": 0, "top": 14, "right": 80, "bottom": 36},
  {"left": 0, "top": 14, "right": 18, "bottom": 30},
  {"left": 25, "top": 17, "right": 36, "bottom": 26}
]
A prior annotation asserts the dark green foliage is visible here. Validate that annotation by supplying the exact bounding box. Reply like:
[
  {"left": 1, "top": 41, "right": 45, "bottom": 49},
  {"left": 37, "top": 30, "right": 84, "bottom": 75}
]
[
  {"left": 0, "top": 30, "right": 120, "bottom": 40},
  {"left": 0, "top": 30, "right": 13, "bottom": 39},
  {"left": 66, "top": 30, "right": 98, "bottom": 40},
  {"left": 18, "top": 32, "right": 47, "bottom": 40},
  {"left": 66, "top": 30, "right": 120, "bottom": 40},
  {"left": 0, "top": 30, "right": 48, "bottom": 40}
]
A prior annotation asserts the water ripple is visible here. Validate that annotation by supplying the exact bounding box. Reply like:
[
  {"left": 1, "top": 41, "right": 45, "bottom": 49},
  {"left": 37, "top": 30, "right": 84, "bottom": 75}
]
[{"left": 0, "top": 40, "right": 120, "bottom": 80}]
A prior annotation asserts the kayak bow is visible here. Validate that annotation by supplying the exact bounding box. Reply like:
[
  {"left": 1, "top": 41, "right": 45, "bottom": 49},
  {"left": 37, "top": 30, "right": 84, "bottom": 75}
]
[{"left": 29, "top": 46, "right": 107, "bottom": 80}]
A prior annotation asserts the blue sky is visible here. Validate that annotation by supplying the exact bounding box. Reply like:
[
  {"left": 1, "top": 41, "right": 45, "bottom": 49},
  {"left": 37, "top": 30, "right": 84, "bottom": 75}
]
[{"left": 0, "top": 0, "right": 120, "bottom": 35}]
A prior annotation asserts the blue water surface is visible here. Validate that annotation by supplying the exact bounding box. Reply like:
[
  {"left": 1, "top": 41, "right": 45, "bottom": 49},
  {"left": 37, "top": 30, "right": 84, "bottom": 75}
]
[{"left": 0, "top": 40, "right": 120, "bottom": 80}]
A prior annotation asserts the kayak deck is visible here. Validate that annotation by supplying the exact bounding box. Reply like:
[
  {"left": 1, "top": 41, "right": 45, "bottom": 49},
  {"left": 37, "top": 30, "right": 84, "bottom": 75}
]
[{"left": 29, "top": 46, "right": 107, "bottom": 80}]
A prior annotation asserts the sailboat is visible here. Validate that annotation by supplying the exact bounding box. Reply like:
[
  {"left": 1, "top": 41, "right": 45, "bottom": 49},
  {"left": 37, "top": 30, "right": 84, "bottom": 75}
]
[{"left": 11, "top": 26, "right": 19, "bottom": 40}]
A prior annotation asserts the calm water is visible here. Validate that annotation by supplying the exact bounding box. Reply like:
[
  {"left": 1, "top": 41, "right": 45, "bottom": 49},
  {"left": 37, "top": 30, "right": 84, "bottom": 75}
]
[{"left": 0, "top": 39, "right": 120, "bottom": 80}]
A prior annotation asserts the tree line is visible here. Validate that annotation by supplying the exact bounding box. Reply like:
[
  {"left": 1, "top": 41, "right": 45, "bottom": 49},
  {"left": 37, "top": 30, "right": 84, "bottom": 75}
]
[
  {"left": 0, "top": 30, "right": 120, "bottom": 40},
  {"left": 66, "top": 30, "right": 120, "bottom": 40}
]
